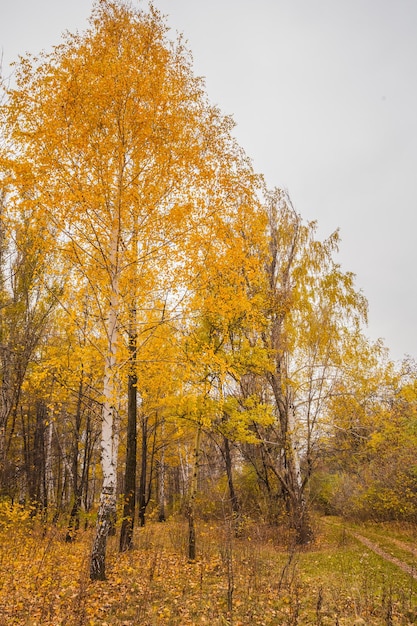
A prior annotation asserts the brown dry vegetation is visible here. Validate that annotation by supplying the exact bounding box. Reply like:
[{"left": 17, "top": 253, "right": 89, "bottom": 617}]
[{"left": 1, "top": 505, "right": 417, "bottom": 625}]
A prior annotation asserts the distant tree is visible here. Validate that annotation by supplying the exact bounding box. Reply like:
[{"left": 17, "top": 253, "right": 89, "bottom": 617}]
[
  {"left": 243, "top": 189, "right": 369, "bottom": 543},
  {"left": 0, "top": 176, "right": 58, "bottom": 498}
]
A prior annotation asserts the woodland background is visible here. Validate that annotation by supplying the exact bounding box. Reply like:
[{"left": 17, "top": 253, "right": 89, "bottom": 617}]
[{"left": 1, "top": 1, "right": 417, "bottom": 622}]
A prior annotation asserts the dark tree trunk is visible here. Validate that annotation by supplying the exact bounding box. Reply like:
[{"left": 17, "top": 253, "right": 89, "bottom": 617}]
[
  {"left": 187, "top": 422, "right": 201, "bottom": 561},
  {"left": 120, "top": 318, "right": 137, "bottom": 551},
  {"left": 138, "top": 413, "right": 148, "bottom": 527},
  {"left": 66, "top": 374, "right": 84, "bottom": 542},
  {"left": 33, "top": 400, "right": 47, "bottom": 511},
  {"left": 157, "top": 456, "right": 166, "bottom": 522}
]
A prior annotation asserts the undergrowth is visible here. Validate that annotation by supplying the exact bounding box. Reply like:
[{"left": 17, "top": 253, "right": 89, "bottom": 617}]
[{"left": 0, "top": 504, "right": 417, "bottom": 625}]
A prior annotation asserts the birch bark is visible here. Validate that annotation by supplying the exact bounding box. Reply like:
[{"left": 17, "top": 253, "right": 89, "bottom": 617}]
[{"left": 90, "top": 219, "right": 120, "bottom": 580}]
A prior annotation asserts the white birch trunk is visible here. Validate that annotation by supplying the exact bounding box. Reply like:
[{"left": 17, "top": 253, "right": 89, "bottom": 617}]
[
  {"left": 179, "top": 444, "right": 190, "bottom": 498},
  {"left": 90, "top": 220, "right": 120, "bottom": 580},
  {"left": 286, "top": 389, "right": 312, "bottom": 543}
]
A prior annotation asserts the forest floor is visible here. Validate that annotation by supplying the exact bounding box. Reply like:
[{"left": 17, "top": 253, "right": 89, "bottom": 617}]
[{"left": 1, "top": 507, "right": 417, "bottom": 625}]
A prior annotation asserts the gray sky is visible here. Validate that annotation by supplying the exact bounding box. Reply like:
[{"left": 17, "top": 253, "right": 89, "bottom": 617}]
[{"left": 1, "top": 0, "right": 417, "bottom": 362}]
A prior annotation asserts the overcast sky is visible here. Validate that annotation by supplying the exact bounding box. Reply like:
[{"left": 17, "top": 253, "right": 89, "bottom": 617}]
[{"left": 1, "top": 0, "right": 416, "bottom": 362}]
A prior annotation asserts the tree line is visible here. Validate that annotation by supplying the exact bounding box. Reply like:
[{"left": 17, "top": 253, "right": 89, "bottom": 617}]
[{"left": 1, "top": 0, "right": 416, "bottom": 581}]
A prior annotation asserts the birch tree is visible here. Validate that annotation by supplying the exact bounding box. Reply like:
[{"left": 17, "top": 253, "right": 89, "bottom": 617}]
[
  {"left": 252, "top": 189, "right": 368, "bottom": 543},
  {"left": 3, "top": 0, "right": 260, "bottom": 578}
]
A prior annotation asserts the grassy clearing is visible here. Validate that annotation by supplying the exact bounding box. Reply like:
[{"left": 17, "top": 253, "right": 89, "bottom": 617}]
[
  {"left": 1, "top": 510, "right": 417, "bottom": 625},
  {"left": 324, "top": 517, "right": 417, "bottom": 575}
]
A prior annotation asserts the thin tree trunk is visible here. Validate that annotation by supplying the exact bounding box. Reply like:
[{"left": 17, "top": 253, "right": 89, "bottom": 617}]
[
  {"left": 66, "top": 374, "right": 84, "bottom": 541},
  {"left": 81, "top": 409, "right": 94, "bottom": 525},
  {"left": 45, "top": 419, "right": 54, "bottom": 512},
  {"left": 33, "top": 400, "right": 47, "bottom": 512},
  {"left": 188, "top": 421, "right": 202, "bottom": 561},
  {"left": 157, "top": 445, "right": 166, "bottom": 522},
  {"left": 120, "top": 311, "right": 137, "bottom": 551},
  {"left": 223, "top": 436, "right": 240, "bottom": 532},
  {"left": 138, "top": 412, "right": 148, "bottom": 527}
]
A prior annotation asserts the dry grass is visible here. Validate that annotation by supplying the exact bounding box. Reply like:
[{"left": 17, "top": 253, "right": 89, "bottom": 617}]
[{"left": 1, "top": 506, "right": 417, "bottom": 625}]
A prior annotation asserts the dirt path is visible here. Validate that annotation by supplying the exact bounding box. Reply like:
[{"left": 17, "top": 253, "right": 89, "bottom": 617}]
[
  {"left": 323, "top": 518, "right": 417, "bottom": 580},
  {"left": 390, "top": 536, "right": 417, "bottom": 558},
  {"left": 349, "top": 531, "right": 417, "bottom": 580}
]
